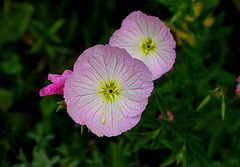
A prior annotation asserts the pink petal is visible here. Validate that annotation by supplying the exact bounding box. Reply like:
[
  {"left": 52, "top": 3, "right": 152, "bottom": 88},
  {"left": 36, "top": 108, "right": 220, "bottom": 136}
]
[
  {"left": 48, "top": 74, "right": 61, "bottom": 83},
  {"left": 237, "top": 76, "right": 240, "bottom": 83},
  {"left": 236, "top": 83, "right": 240, "bottom": 96},
  {"left": 81, "top": 101, "right": 142, "bottom": 137},
  {"left": 148, "top": 49, "right": 175, "bottom": 80},
  {"left": 119, "top": 58, "right": 153, "bottom": 117}
]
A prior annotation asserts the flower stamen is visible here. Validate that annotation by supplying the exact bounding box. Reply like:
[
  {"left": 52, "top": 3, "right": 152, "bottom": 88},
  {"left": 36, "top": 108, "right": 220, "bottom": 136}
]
[
  {"left": 139, "top": 37, "right": 157, "bottom": 56},
  {"left": 98, "top": 78, "right": 122, "bottom": 103}
]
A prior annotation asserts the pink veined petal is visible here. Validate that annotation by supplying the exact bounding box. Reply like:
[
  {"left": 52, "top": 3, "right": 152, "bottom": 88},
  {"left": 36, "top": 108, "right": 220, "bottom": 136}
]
[
  {"left": 131, "top": 11, "right": 162, "bottom": 38},
  {"left": 119, "top": 58, "right": 153, "bottom": 117},
  {"left": 74, "top": 45, "right": 136, "bottom": 83},
  {"left": 69, "top": 70, "right": 99, "bottom": 95},
  {"left": 121, "top": 58, "right": 153, "bottom": 89},
  {"left": 98, "top": 46, "right": 135, "bottom": 81},
  {"left": 155, "top": 26, "right": 176, "bottom": 53},
  {"left": 64, "top": 72, "right": 101, "bottom": 125},
  {"left": 109, "top": 28, "right": 144, "bottom": 63},
  {"left": 116, "top": 95, "right": 148, "bottom": 117},
  {"left": 74, "top": 48, "right": 108, "bottom": 81},
  {"left": 110, "top": 28, "right": 140, "bottom": 48},
  {"left": 146, "top": 48, "right": 175, "bottom": 80},
  {"left": 121, "top": 11, "right": 148, "bottom": 37},
  {"left": 81, "top": 101, "right": 142, "bottom": 137}
]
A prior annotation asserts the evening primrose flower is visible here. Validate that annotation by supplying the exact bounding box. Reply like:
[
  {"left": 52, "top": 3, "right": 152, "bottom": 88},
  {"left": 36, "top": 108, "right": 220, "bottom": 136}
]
[
  {"left": 64, "top": 45, "right": 153, "bottom": 137},
  {"left": 109, "top": 11, "right": 176, "bottom": 80},
  {"left": 39, "top": 69, "right": 72, "bottom": 97}
]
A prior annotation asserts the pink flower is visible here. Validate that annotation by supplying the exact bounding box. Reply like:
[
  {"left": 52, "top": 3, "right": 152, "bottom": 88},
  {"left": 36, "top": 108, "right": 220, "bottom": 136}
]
[
  {"left": 236, "top": 76, "right": 240, "bottom": 96},
  {"left": 39, "top": 69, "right": 72, "bottom": 97},
  {"left": 158, "top": 110, "right": 174, "bottom": 121},
  {"left": 109, "top": 11, "right": 176, "bottom": 80},
  {"left": 64, "top": 45, "right": 153, "bottom": 137}
]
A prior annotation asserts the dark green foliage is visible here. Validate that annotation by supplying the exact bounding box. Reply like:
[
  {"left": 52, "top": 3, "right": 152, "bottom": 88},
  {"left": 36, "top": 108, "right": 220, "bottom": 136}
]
[{"left": 0, "top": 0, "right": 240, "bottom": 167}]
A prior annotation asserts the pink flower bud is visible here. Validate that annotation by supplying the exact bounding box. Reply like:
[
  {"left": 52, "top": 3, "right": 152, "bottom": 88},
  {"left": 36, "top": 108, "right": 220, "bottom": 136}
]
[
  {"left": 158, "top": 110, "right": 174, "bottom": 121},
  {"left": 39, "top": 69, "right": 72, "bottom": 97}
]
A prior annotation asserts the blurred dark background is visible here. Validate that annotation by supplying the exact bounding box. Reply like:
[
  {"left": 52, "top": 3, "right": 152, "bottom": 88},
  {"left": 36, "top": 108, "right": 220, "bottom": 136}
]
[{"left": 0, "top": 0, "right": 240, "bottom": 166}]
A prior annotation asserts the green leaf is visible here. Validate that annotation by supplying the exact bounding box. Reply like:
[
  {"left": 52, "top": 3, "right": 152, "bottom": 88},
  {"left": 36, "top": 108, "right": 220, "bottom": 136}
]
[
  {"left": 85, "top": 147, "right": 104, "bottom": 167},
  {"left": 213, "top": 12, "right": 225, "bottom": 25},
  {"left": 106, "top": 142, "right": 129, "bottom": 167},
  {"left": 227, "top": 109, "right": 240, "bottom": 133},
  {"left": 81, "top": 125, "right": 85, "bottom": 135},
  {"left": 155, "top": 96, "right": 168, "bottom": 120},
  {"left": 136, "top": 134, "right": 154, "bottom": 149},
  {"left": 56, "top": 100, "right": 66, "bottom": 112},
  {"left": 45, "top": 44, "right": 57, "bottom": 58},
  {"left": 211, "top": 26, "right": 233, "bottom": 39},
  {"left": 32, "top": 147, "right": 49, "bottom": 166},
  {"left": 39, "top": 96, "right": 57, "bottom": 118},
  {"left": 207, "top": 124, "right": 223, "bottom": 157},
  {"left": 26, "top": 37, "right": 44, "bottom": 54},
  {"left": 175, "top": 143, "right": 187, "bottom": 167},
  {"left": 159, "top": 154, "right": 176, "bottom": 167},
  {"left": 67, "top": 159, "right": 80, "bottom": 167},
  {"left": 202, "top": 0, "right": 220, "bottom": 10},
  {"left": 160, "top": 139, "right": 174, "bottom": 150},
  {"left": 12, "top": 164, "right": 28, "bottom": 167},
  {"left": 214, "top": 69, "right": 236, "bottom": 84},
  {"left": 157, "top": 119, "right": 183, "bottom": 138},
  {"left": 158, "top": 0, "right": 191, "bottom": 13},
  {"left": 17, "top": 148, "right": 28, "bottom": 163},
  {"left": 188, "top": 140, "right": 211, "bottom": 166},
  {"left": 0, "top": 3, "right": 34, "bottom": 45},
  {"left": 49, "top": 19, "right": 65, "bottom": 34},
  {"left": 0, "top": 87, "right": 14, "bottom": 112},
  {"left": 196, "top": 95, "right": 211, "bottom": 112},
  {"left": 0, "top": 52, "right": 22, "bottom": 75},
  {"left": 221, "top": 96, "right": 225, "bottom": 120}
]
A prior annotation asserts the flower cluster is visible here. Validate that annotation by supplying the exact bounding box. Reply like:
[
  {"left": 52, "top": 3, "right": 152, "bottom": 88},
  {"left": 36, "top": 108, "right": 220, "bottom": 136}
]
[{"left": 39, "top": 11, "right": 176, "bottom": 137}]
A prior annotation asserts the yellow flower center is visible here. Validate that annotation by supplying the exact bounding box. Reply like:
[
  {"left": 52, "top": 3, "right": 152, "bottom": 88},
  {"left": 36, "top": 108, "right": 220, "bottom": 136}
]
[
  {"left": 139, "top": 37, "right": 157, "bottom": 56},
  {"left": 98, "top": 78, "right": 122, "bottom": 103}
]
